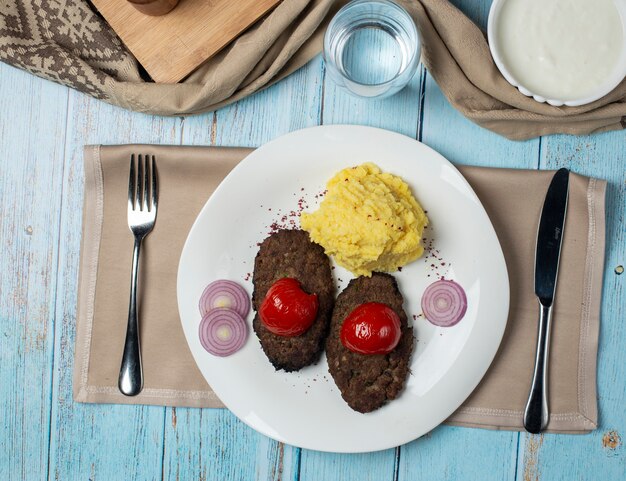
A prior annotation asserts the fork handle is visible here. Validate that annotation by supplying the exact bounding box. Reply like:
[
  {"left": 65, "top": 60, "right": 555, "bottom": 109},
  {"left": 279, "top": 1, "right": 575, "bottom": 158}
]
[{"left": 119, "top": 236, "right": 144, "bottom": 396}]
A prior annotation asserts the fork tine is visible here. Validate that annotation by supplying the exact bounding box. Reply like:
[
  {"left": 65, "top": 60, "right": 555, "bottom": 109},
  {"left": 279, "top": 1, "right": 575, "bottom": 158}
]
[
  {"left": 128, "top": 154, "right": 136, "bottom": 210},
  {"left": 144, "top": 153, "right": 150, "bottom": 212},
  {"left": 137, "top": 154, "right": 144, "bottom": 210},
  {"left": 151, "top": 155, "right": 158, "bottom": 211}
]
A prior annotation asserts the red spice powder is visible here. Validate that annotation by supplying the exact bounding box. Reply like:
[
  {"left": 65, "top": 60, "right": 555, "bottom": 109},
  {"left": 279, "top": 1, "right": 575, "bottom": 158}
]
[
  {"left": 263, "top": 188, "right": 320, "bottom": 236},
  {"left": 422, "top": 235, "right": 451, "bottom": 280}
]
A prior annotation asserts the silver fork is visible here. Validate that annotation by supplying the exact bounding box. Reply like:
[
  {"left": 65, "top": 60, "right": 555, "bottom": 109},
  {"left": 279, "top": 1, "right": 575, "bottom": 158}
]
[{"left": 118, "top": 154, "right": 158, "bottom": 396}]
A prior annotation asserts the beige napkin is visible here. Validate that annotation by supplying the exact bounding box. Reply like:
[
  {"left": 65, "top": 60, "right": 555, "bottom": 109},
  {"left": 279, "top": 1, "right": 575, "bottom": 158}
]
[
  {"left": 3, "top": 1, "right": 624, "bottom": 139},
  {"left": 74, "top": 144, "right": 606, "bottom": 433}
]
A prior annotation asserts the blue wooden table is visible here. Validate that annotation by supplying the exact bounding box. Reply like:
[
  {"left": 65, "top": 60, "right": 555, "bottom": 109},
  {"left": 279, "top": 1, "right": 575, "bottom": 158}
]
[{"left": 1, "top": 1, "right": 624, "bottom": 479}]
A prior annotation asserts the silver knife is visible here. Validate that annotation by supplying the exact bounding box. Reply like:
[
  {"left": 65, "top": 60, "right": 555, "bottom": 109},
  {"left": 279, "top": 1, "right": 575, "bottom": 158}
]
[{"left": 523, "top": 168, "right": 569, "bottom": 434}]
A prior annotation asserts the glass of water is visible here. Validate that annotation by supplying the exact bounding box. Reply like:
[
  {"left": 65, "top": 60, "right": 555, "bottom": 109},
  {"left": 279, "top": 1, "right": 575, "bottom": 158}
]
[{"left": 323, "top": 0, "right": 421, "bottom": 99}]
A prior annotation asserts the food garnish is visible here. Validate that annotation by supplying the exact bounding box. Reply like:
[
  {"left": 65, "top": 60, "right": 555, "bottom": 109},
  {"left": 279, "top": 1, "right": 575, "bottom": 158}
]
[
  {"left": 421, "top": 279, "right": 467, "bottom": 327},
  {"left": 340, "top": 302, "right": 402, "bottom": 355},
  {"left": 198, "top": 279, "right": 250, "bottom": 356},
  {"left": 198, "top": 308, "right": 248, "bottom": 357},
  {"left": 259, "top": 278, "right": 319, "bottom": 337},
  {"left": 199, "top": 279, "right": 250, "bottom": 318}
]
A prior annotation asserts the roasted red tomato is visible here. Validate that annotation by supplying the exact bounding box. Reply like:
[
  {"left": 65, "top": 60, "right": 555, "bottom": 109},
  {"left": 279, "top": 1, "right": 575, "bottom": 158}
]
[
  {"left": 340, "top": 302, "right": 402, "bottom": 354},
  {"left": 260, "top": 278, "right": 319, "bottom": 336}
]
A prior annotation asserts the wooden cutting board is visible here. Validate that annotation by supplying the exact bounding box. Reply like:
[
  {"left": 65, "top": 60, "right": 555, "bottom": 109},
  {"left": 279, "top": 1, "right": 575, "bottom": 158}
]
[{"left": 91, "top": 0, "right": 283, "bottom": 83}]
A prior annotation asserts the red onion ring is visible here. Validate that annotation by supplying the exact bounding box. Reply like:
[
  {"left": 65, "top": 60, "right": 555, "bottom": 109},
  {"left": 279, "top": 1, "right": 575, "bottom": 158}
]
[
  {"left": 198, "top": 308, "right": 248, "bottom": 357},
  {"left": 421, "top": 279, "right": 467, "bottom": 327},
  {"left": 199, "top": 280, "right": 250, "bottom": 318}
]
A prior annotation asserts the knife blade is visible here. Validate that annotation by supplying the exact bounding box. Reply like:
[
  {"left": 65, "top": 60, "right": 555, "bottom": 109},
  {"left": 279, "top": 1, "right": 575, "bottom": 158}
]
[{"left": 523, "top": 167, "right": 569, "bottom": 434}]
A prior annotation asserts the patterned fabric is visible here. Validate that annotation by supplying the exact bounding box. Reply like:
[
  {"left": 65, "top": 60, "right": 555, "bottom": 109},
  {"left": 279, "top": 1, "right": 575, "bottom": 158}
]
[
  {"left": 0, "top": 0, "right": 335, "bottom": 115},
  {"left": 0, "top": 0, "right": 136, "bottom": 100}
]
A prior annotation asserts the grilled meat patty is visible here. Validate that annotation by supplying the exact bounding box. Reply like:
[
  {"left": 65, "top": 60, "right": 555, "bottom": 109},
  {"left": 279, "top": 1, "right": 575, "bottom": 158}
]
[
  {"left": 252, "top": 229, "right": 334, "bottom": 372},
  {"left": 326, "top": 273, "right": 414, "bottom": 413}
]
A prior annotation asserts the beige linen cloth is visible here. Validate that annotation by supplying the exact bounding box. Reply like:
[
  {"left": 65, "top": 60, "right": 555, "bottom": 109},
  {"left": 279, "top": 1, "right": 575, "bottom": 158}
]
[
  {"left": 2, "top": 0, "right": 625, "bottom": 139},
  {"left": 74, "top": 144, "right": 606, "bottom": 434}
]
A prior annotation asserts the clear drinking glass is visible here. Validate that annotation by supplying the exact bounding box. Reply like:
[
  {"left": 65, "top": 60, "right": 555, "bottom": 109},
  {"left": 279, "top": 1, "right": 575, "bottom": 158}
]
[{"left": 323, "top": 0, "right": 421, "bottom": 99}]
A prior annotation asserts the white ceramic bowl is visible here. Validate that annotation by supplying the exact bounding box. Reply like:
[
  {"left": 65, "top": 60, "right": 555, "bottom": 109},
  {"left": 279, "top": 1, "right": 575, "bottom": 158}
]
[{"left": 487, "top": 0, "right": 626, "bottom": 107}]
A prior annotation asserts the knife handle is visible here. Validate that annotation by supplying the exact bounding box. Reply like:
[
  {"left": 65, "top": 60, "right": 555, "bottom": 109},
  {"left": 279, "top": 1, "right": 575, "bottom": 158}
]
[{"left": 524, "top": 302, "right": 553, "bottom": 434}]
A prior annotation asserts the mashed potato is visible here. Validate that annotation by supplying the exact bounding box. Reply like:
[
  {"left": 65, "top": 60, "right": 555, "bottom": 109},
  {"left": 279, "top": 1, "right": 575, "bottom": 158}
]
[{"left": 300, "top": 163, "right": 428, "bottom": 277}]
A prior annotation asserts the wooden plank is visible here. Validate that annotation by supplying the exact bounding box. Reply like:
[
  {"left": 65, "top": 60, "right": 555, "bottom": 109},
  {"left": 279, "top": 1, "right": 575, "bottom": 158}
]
[
  {"left": 295, "top": 48, "right": 424, "bottom": 481},
  {"left": 161, "top": 407, "right": 301, "bottom": 481},
  {"left": 399, "top": 0, "right": 538, "bottom": 474},
  {"left": 515, "top": 131, "right": 626, "bottom": 481},
  {"left": 208, "top": 57, "right": 326, "bottom": 146},
  {"left": 396, "top": 70, "right": 535, "bottom": 481},
  {"left": 449, "top": 0, "right": 492, "bottom": 28},
  {"left": 90, "top": 0, "right": 281, "bottom": 83},
  {"left": 0, "top": 64, "right": 68, "bottom": 481},
  {"left": 321, "top": 63, "right": 424, "bottom": 137},
  {"left": 300, "top": 449, "right": 399, "bottom": 481},
  {"left": 400, "top": 427, "right": 518, "bottom": 481},
  {"left": 46, "top": 91, "right": 183, "bottom": 481},
  {"left": 315, "top": 4, "right": 530, "bottom": 479},
  {"left": 161, "top": 58, "right": 325, "bottom": 481},
  {"left": 419, "top": 72, "right": 540, "bottom": 168}
]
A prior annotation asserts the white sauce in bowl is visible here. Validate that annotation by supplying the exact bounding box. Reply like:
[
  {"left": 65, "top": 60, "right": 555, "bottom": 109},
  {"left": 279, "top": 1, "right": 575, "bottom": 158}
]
[{"left": 496, "top": 0, "right": 625, "bottom": 102}]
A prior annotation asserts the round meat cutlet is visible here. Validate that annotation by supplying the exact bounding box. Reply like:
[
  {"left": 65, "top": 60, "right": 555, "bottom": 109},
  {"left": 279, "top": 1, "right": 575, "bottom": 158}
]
[
  {"left": 326, "top": 273, "right": 414, "bottom": 413},
  {"left": 252, "top": 229, "right": 334, "bottom": 372}
]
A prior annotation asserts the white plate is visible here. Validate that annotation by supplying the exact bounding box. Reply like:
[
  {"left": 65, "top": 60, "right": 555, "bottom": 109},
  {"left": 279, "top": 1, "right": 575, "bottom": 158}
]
[{"left": 177, "top": 125, "right": 509, "bottom": 453}]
